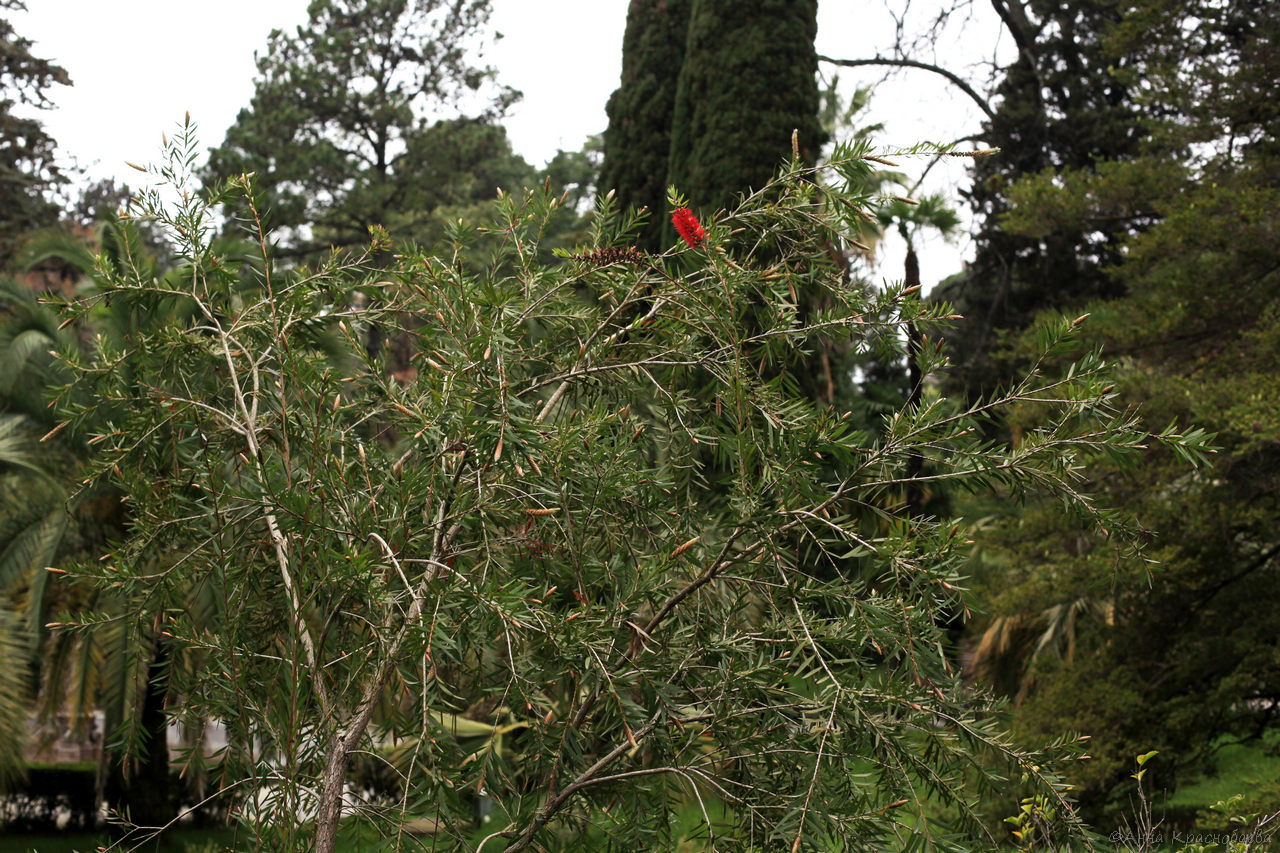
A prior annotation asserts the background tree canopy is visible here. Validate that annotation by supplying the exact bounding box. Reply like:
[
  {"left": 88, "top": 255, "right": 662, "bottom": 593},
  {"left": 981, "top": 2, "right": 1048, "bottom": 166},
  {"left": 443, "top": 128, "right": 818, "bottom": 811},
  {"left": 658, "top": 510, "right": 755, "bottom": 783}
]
[
  {"left": 57, "top": 123, "right": 1214, "bottom": 851},
  {"left": 3, "top": 0, "right": 1280, "bottom": 846},
  {"left": 202, "top": 0, "right": 519, "bottom": 254},
  {"left": 954, "top": 0, "right": 1280, "bottom": 817},
  {"left": 0, "top": 0, "right": 69, "bottom": 268}
]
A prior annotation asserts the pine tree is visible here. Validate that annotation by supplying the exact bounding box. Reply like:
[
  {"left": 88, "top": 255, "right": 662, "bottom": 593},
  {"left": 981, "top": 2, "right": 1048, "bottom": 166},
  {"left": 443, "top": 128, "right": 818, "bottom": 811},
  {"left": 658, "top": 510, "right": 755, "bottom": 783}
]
[
  {"left": 936, "top": 0, "right": 1143, "bottom": 399},
  {"left": 599, "top": 0, "right": 693, "bottom": 252},
  {"left": 0, "top": 2, "right": 71, "bottom": 268},
  {"left": 203, "top": 0, "right": 516, "bottom": 254}
]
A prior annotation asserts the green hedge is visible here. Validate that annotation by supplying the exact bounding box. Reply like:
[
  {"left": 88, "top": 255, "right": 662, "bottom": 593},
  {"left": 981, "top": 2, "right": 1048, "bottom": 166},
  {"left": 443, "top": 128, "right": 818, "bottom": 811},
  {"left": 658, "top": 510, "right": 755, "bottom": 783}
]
[{"left": 2, "top": 762, "right": 98, "bottom": 832}]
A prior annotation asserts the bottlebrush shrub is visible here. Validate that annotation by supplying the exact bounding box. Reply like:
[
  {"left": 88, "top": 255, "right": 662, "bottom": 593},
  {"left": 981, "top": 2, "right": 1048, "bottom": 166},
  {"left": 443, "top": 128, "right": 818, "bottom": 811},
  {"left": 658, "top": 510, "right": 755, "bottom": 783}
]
[{"left": 52, "top": 125, "right": 1212, "bottom": 853}]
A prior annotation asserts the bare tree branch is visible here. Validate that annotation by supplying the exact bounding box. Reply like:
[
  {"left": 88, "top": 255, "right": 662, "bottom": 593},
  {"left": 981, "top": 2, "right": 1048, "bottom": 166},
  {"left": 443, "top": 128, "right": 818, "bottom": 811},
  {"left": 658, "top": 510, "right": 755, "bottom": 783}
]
[{"left": 818, "top": 53, "right": 996, "bottom": 121}]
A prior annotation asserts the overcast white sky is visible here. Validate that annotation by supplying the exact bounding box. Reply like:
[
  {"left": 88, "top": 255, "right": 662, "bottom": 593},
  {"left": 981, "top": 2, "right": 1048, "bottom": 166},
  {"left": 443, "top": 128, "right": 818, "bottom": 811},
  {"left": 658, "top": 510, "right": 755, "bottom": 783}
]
[{"left": 14, "top": 0, "right": 1005, "bottom": 288}]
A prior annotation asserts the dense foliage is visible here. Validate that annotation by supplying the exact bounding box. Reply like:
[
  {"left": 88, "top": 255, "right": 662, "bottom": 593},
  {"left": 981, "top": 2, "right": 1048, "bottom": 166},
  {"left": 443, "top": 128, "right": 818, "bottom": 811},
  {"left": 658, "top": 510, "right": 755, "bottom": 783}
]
[
  {"left": 43, "top": 122, "right": 1217, "bottom": 850},
  {"left": 202, "top": 0, "right": 518, "bottom": 254},
  {"left": 0, "top": 220, "right": 198, "bottom": 826},
  {"left": 599, "top": 0, "right": 693, "bottom": 252},
  {"left": 601, "top": 0, "right": 826, "bottom": 249},
  {"left": 961, "top": 0, "right": 1280, "bottom": 819},
  {"left": 667, "top": 0, "right": 826, "bottom": 214},
  {"left": 0, "top": 0, "right": 70, "bottom": 267},
  {"left": 5, "top": 0, "right": 1278, "bottom": 846},
  {"left": 935, "top": 0, "right": 1142, "bottom": 400}
]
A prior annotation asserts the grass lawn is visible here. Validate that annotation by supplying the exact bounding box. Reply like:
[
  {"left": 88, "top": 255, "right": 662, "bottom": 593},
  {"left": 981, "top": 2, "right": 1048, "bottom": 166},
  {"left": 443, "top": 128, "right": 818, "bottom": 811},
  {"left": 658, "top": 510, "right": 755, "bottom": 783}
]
[
  {"left": 0, "top": 828, "right": 239, "bottom": 853},
  {"left": 1166, "top": 729, "right": 1280, "bottom": 810}
]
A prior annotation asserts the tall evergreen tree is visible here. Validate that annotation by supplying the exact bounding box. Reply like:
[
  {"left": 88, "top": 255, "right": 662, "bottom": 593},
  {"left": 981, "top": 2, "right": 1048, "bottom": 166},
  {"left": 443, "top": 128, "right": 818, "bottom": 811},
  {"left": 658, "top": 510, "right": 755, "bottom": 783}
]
[
  {"left": 661, "top": 0, "right": 833, "bottom": 406},
  {"left": 936, "top": 0, "right": 1143, "bottom": 399},
  {"left": 0, "top": 1, "right": 70, "bottom": 268},
  {"left": 667, "top": 0, "right": 825, "bottom": 215},
  {"left": 965, "top": 0, "right": 1280, "bottom": 814},
  {"left": 598, "top": 0, "right": 837, "bottom": 409},
  {"left": 599, "top": 0, "right": 692, "bottom": 252},
  {"left": 203, "top": 0, "right": 516, "bottom": 254},
  {"left": 600, "top": 0, "right": 826, "bottom": 242}
]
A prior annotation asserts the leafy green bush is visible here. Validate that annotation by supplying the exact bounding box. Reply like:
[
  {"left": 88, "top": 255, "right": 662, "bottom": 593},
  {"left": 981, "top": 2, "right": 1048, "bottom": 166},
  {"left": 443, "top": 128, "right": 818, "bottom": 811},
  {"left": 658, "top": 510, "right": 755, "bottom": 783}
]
[{"left": 48, "top": 121, "right": 1213, "bottom": 852}]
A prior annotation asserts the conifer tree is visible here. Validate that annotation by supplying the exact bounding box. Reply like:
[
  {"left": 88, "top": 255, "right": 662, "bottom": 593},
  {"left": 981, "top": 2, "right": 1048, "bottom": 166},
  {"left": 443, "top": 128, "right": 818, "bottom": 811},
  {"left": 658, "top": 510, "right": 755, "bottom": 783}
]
[
  {"left": 967, "top": 0, "right": 1280, "bottom": 813},
  {"left": 0, "top": 2, "right": 70, "bottom": 267},
  {"left": 600, "top": 0, "right": 826, "bottom": 245},
  {"left": 936, "top": 0, "right": 1142, "bottom": 399},
  {"left": 599, "top": 0, "right": 692, "bottom": 252},
  {"left": 667, "top": 0, "right": 825, "bottom": 214},
  {"left": 203, "top": 0, "right": 515, "bottom": 254}
]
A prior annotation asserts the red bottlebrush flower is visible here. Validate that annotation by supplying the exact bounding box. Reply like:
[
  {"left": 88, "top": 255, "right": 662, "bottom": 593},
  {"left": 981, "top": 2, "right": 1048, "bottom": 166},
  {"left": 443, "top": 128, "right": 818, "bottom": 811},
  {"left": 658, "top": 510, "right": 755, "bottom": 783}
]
[{"left": 671, "top": 207, "right": 706, "bottom": 248}]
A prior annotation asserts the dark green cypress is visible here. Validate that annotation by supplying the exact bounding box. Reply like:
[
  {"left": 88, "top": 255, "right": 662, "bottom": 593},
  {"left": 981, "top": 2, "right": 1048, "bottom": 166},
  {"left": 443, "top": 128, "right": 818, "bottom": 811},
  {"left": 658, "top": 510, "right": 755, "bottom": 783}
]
[
  {"left": 600, "top": 0, "right": 835, "bottom": 408},
  {"left": 667, "top": 0, "right": 825, "bottom": 214},
  {"left": 599, "top": 0, "right": 693, "bottom": 252}
]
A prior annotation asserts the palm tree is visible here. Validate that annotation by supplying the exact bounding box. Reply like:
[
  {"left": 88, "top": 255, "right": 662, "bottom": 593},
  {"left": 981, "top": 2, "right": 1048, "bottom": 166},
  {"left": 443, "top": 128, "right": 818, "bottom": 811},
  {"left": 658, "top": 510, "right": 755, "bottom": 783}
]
[
  {"left": 4, "top": 212, "right": 365, "bottom": 827},
  {"left": 0, "top": 277, "right": 77, "bottom": 660},
  {"left": 0, "top": 277, "right": 77, "bottom": 802},
  {"left": 970, "top": 597, "right": 1114, "bottom": 703},
  {"left": 0, "top": 218, "right": 190, "bottom": 825},
  {"left": 0, "top": 599, "right": 30, "bottom": 787},
  {"left": 874, "top": 193, "right": 961, "bottom": 515}
]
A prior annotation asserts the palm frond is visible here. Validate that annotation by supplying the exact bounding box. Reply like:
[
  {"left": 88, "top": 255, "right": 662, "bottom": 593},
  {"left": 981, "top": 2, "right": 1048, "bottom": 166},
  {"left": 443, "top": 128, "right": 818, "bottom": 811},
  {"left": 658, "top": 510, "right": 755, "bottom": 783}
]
[
  {"left": 0, "top": 327, "right": 62, "bottom": 397},
  {"left": 0, "top": 601, "right": 30, "bottom": 789},
  {"left": 0, "top": 416, "right": 53, "bottom": 477},
  {"left": 0, "top": 509, "right": 66, "bottom": 614},
  {"left": 39, "top": 591, "right": 106, "bottom": 733},
  {"left": 0, "top": 278, "right": 63, "bottom": 341},
  {"left": 99, "top": 614, "right": 155, "bottom": 765},
  {"left": 14, "top": 228, "right": 99, "bottom": 282}
]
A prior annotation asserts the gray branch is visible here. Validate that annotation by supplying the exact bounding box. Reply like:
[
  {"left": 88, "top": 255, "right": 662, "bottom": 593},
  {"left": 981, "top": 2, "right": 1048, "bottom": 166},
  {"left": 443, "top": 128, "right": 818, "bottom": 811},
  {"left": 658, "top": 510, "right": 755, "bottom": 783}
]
[{"left": 818, "top": 54, "right": 996, "bottom": 121}]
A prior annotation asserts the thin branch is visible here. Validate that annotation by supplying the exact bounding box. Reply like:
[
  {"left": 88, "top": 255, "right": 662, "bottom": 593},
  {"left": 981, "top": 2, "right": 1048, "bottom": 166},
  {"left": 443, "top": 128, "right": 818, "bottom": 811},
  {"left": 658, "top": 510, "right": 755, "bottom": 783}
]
[
  {"left": 500, "top": 712, "right": 664, "bottom": 853},
  {"left": 818, "top": 54, "right": 996, "bottom": 121}
]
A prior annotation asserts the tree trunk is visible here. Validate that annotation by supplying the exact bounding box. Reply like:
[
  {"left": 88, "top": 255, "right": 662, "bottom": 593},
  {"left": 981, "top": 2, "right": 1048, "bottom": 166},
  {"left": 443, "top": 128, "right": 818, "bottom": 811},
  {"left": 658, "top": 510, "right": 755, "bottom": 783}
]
[
  {"left": 904, "top": 245, "right": 927, "bottom": 518},
  {"left": 313, "top": 739, "right": 349, "bottom": 853},
  {"left": 104, "top": 645, "right": 174, "bottom": 832}
]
